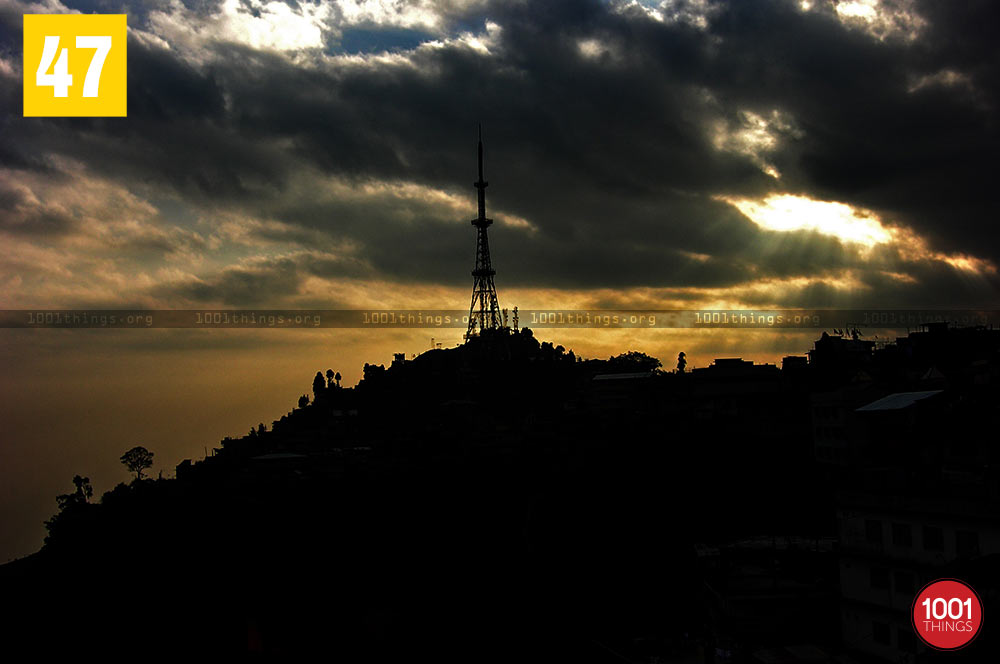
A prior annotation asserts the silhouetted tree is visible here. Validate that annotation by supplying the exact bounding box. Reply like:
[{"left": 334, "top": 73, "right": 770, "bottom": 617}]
[
  {"left": 120, "top": 446, "right": 153, "bottom": 481},
  {"left": 298, "top": 394, "right": 310, "bottom": 409},
  {"left": 313, "top": 371, "right": 326, "bottom": 399},
  {"left": 326, "top": 369, "right": 335, "bottom": 388},
  {"left": 55, "top": 475, "right": 93, "bottom": 511},
  {"left": 44, "top": 475, "right": 96, "bottom": 547},
  {"left": 519, "top": 327, "right": 540, "bottom": 351},
  {"left": 257, "top": 423, "right": 266, "bottom": 435},
  {"left": 334, "top": 371, "right": 341, "bottom": 387},
  {"left": 677, "top": 351, "right": 687, "bottom": 373},
  {"left": 74, "top": 474, "right": 93, "bottom": 499},
  {"left": 608, "top": 350, "right": 662, "bottom": 372}
]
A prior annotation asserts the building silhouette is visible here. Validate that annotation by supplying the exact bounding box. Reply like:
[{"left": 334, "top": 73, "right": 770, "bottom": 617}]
[{"left": 808, "top": 323, "right": 1000, "bottom": 662}]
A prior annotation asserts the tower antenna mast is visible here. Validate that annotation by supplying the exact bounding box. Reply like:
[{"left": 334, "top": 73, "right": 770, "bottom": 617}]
[{"left": 466, "top": 125, "right": 501, "bottom": 338}]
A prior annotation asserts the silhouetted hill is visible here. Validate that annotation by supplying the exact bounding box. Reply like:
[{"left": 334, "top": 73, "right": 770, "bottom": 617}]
[{"left": 4, "top": 324, "right": 999, "bottom": 659}]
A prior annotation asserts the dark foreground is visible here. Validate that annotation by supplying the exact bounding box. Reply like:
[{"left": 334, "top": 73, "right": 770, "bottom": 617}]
[{"left": 2, "top": 327, "right": 998, "bottom": 660}]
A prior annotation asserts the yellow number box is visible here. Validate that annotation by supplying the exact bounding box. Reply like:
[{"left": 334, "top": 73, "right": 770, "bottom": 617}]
[{"left": 23, "top": 14, "right": 126, "bottom": 117}]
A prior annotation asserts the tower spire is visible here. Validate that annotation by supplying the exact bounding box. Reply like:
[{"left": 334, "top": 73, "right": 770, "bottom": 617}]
[
  {"left": 476, "top": 124, "right": 487, "bottom": 221},
  {"left": 467, "top": 126, "right": 501, "bottom": 339}
]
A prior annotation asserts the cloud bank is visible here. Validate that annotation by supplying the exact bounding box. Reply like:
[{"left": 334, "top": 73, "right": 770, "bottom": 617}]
[{"left": 2, "top": 0, "right": 998, "bottom": 312}]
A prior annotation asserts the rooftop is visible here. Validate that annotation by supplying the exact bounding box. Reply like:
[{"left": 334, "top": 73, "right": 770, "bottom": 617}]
[{"left": 856, "top": 390, "right": 943, "bottom": 412}]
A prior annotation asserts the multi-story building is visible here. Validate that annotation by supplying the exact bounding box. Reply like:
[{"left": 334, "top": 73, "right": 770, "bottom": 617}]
[{"left": 835, "top": 389, "right": 999, "bottom": 662}]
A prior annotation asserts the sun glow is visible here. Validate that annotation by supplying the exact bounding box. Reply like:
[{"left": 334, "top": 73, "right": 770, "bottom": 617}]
[
  {"left": 721, "top": 194, "right": 892, "bottom": 247},
  {"left": 720, "top": 193, "right": 996, "bottom": 275},
  {"left": 832, "top": 0, "right": 926, "bottom": 41}
]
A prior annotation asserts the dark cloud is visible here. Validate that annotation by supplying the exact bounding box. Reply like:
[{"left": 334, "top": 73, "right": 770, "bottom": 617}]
[
  {"left": 1, "top": 0, "right": 998, "bottom": 307},
  {"left": 159, "top": 257, "right": 305, "bottom": 306},
  {"left": 153, "top": 251, "right": 374, "bottom": 306}
]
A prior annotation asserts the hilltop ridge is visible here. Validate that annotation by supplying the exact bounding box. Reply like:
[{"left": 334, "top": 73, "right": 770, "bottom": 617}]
[{"left": 4, "top": 323, "right": 999, "bottom": 659}]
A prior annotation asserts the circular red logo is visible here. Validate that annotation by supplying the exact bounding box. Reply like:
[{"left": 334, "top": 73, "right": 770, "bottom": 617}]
[{"left": 912, "top": 578, "right": 984, "bottom": 650}]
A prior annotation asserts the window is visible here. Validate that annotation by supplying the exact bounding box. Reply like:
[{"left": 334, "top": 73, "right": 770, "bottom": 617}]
[
  {"left": 872, "top": 621, "right": 890, "bottom": 645},
  {"left": 894, "top": 570, "right": 915, "bottom": 594},
  {"left": 871, "top": 566, "right": 890, "bottom": 590},
  {"left": 923, "top": 525, "right": 944, "bottom": 551},
  {"left": 957, "top": 530, "right": 980, "bottom": 557},
  {"left": 892, "top": 522, "right": 912, "bottom": 547},
  {"left": 865, "top": 519, "right": 883, "bottom": 545}
]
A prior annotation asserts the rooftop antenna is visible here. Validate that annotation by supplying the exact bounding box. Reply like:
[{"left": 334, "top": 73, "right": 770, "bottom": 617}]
[{"left": 466, "top": 124, "right": 502, "bottom": 339}]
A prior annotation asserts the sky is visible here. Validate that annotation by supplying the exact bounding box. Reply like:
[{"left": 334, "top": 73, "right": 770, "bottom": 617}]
[{"left": 1, "top": 0, "right": 999, "bottom": 560}]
